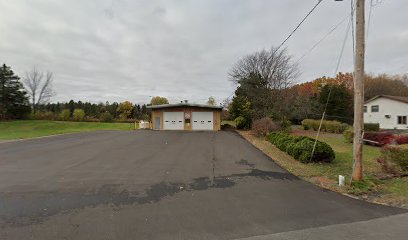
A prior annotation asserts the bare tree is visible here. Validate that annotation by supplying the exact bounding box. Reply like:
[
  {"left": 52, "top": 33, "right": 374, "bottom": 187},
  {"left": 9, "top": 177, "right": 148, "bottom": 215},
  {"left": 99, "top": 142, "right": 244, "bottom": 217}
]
[
  {"left": 207, "top": 96, "right": 216, "bottom": 106},
  {"left": 229, "top": 47, "right": 299, "bottom": 119},
  {"left": 24, "top": 67, "right": 55, "bottom": 113},
  {"left": 229, "top": 47, "right": 299, "bottom": 91}
]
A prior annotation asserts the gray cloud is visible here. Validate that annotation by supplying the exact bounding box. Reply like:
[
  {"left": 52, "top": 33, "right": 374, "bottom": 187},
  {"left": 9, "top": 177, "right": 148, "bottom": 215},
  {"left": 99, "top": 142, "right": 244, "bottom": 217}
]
[{"left": 0, "top": 0, "right": 406, "bottom": 104}]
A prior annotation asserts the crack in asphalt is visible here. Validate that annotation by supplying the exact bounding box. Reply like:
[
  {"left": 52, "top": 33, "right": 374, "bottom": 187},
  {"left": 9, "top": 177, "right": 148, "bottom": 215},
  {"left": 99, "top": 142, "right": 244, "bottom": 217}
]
[
  {"left": 210, "top": 132, "right": 216, "bottom": 186},
  {"left": 0, "top": 169, "right": 297, "bottom": 227}
]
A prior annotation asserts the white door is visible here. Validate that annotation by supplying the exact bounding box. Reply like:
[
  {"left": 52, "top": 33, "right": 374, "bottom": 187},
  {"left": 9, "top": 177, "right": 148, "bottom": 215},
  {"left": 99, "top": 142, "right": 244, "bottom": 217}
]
[
  {"left": 192, "top": 112, "right": 214, "bottom": 130},
  {"left": 163, "top": 112, "right": 184, "bottom": 130}
]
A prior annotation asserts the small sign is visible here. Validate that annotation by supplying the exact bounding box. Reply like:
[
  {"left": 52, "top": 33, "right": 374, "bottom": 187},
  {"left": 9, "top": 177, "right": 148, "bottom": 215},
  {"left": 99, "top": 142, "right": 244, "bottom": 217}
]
[{"left": 184, "top": 112, "right": 190, "bottom": 119}]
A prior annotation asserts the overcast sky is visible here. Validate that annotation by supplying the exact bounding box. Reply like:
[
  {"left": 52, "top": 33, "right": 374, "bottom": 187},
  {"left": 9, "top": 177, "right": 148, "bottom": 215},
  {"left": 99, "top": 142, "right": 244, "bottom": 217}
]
[{"left": 1, "top": 0, "right": 407, "bottom": 104}]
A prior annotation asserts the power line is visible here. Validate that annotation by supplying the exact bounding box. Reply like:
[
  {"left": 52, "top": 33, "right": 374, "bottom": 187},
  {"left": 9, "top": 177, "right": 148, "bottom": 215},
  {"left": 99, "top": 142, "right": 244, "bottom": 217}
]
[
  {"left": 270, "top": 0, "right": 325, "bottom": 57},
  {"left": 294, "top": 14, "right": 351, "bottom": 65},
  {"left": 366, "top": 0, "right": 373, "bottom": 40},
  {"left": 351, "top": 0, "right": 356, "bottom": 66},
  {"left": 310, "top": 1, "right": 357, "bottom": 162},
  {"left": 334, "top": 16, "right": 352, "bottom": 74}
]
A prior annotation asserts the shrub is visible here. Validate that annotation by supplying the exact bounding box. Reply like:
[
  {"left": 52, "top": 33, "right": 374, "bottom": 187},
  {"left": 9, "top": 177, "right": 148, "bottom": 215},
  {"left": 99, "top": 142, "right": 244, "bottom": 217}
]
[
  {"left": 301, "top": 119, "right": 349, "bottom": 133},
  {"left": 235, "top": 116, "right": 250, "bottom": 130},
  {"left": 286, "top": 136, "right": 309, "bottom": 157},
  {"left": 310, "top": 140, "right": 335, "bottom": 163},
  {"left": 100, "top": 111, "right": 113, "bottom": 122},
  {"left": 364, "top": 123, "right": 380, "bottom": 132},
  {"left": 251, "top": 117, "right": 281, "bottom": 137},
  {"left": 58, "top": 109, "right": 71, "bottom": 121},
  {"left": 343, "top": 128, "right": 354, "bottom": 143},
  {"left": 363, "top": 132, "right": 393, "bottom": 146},
  {"left": 73, "top": 109, "right": 85, "bottom": 122},
  {"left": 291, "top": 139, "right": 335, "bottom": 163},
  {"left": 275, "top": 135, "right": 294, "bottom": 152},
  {"left": 378, "top": 146, "right": 408, "bottom": 174},
  {"left": 344, "top": 129, "right": 407, "bottom": 146},
  {"left": 280, "top": 119, "right": 292, "bottom": 133},
  {"left": 394, "top": 135, "right": 408, "bottom": 145},
  {"left": 32, "top": 111, "right": 56, "bottom": 120},
  {"left": 302, "top": 123, "right": 310, "bottom": 130},
  {"left": 266, "top": 133, "right": 335, "bottom": 163},
  {"left": 266, "top": 132, "right": 288, "bottom": 144},
  {"left": 302, "top": 119, "right": 318, "bottom": 131}
]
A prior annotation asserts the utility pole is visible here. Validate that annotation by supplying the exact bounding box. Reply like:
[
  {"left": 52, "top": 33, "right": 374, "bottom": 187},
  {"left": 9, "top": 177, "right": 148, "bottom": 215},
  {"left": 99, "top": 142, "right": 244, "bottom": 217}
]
[{"left": 352, "top": 0, "right": 365, "bottom": 181}]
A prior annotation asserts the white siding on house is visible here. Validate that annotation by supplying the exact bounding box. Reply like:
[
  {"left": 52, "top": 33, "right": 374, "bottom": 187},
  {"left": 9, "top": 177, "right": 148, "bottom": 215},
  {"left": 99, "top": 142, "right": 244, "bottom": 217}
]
[{"left": 364, "top": 97, "right": 408, "bottom": 129}]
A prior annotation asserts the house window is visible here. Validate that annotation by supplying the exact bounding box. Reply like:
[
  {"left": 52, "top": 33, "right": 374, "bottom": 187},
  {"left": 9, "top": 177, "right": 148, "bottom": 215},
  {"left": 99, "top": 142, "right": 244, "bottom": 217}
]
[
  {"left": 371, "top": 105, "right": 379, "bottom": 112},
  {"left": 364, "top": 106, "right": 367, "bottom": 113},
  {"left": 397, "top": 116, "right": 407, "bottom": 125}
]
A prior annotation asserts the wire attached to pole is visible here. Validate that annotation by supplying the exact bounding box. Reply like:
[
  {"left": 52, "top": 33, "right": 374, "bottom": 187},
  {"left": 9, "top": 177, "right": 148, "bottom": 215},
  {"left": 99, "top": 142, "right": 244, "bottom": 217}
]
[{"left": 310, "top": 2, "right": 356, "bottom": 163}]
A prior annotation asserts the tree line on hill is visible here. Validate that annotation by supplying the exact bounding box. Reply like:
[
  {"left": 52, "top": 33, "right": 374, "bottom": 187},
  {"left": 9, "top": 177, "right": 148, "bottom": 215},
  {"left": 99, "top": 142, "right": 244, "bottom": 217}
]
[
  {"left": 227, "top": 47, "right": 408, "bottom": 129},
  {"left": 37, "top": 100, "right": 151, "bottom": 122},
  {"left": 0, "top": 63, "right": 172, "bottom": 122}
]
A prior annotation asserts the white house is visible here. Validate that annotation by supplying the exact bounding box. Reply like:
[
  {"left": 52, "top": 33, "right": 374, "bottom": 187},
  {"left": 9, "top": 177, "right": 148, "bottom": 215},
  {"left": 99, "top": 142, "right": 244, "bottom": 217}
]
[{"left": 364, "top": 95, "right": 408, "bottom": 130}]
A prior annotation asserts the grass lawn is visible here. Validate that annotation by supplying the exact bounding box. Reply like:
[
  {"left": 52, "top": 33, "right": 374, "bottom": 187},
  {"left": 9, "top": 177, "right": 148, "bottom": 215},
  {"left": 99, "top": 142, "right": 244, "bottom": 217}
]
[
  {"left": 239, "top": 127, "right": 408, "bottom": 208},
  {"left": 0, "top": 120, "right": 134, "bottom": 140}
]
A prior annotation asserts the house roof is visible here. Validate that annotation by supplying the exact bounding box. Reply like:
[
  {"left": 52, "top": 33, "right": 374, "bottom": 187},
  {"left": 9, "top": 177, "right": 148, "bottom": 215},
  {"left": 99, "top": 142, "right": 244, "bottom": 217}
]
[
  {"left": 147, "top": 103, "right": 223, "bottom": 110},
  {"left": 365, "top": 95, "right": 408, "bottom": 104}
]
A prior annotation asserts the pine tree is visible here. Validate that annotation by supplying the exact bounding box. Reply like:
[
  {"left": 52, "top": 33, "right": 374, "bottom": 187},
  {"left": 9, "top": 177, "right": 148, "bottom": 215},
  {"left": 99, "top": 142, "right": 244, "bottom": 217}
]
[
  {"left": 0, "top": 64, "right": 30, "bottom": 119},
  {"left": 319, "top": 83, "right": 353, "bottom": 123}
]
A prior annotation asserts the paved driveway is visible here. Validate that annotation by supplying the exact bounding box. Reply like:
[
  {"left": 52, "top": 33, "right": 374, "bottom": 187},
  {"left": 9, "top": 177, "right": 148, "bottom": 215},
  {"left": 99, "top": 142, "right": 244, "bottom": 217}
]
[{"left": 0, "top": 130, "right": 406, "bottom": 239}]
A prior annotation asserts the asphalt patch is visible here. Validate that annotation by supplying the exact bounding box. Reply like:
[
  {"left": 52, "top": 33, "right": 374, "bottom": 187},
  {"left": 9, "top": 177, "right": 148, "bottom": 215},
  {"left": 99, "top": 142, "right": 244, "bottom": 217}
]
[
  {"left": 236, "top": 159, "right": 255, "bottom": 168},
  {"left": 0, "top": 169, "right": 295, "bottom": 227}
]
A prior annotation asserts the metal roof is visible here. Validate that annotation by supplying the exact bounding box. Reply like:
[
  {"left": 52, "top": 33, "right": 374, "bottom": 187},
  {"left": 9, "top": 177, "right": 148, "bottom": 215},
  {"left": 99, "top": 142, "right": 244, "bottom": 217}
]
[
  {"left": 147, "top": 103, "right": 223, "bottom": 110},
  {"left": 365, "top": 95, "right": 408, "bottom": 104}
]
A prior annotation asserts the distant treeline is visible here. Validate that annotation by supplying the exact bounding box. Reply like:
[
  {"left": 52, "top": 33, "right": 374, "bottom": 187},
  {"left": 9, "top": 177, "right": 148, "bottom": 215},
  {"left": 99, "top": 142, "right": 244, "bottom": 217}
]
[{"left": 37, "top": 100, "right": 151, "bottom": 121}]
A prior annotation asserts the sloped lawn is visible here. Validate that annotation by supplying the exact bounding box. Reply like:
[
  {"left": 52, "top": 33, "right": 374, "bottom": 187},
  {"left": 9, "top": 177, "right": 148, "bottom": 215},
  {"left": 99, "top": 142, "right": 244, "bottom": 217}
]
[{"left": 239, "top": 128, "right": 408, "bottom": 209}]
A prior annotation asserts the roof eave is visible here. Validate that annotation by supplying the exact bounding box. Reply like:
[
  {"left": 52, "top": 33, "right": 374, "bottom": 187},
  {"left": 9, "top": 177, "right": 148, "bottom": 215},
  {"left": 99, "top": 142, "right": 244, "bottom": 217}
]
[
  {"left": 147, "top": 103, "right": 223, "bottom": 110},
  {"left": 365, "top": 95, "right": 408, "bottom": 104}
]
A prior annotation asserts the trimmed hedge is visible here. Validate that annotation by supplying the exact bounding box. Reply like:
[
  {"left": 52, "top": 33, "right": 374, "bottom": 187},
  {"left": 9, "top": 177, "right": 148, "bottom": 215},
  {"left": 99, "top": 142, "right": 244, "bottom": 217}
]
[
  {"left": 364, "top": 123, "right": 380, "bottom": 132},
  {"left": 267, "top": 133, "right": 335, "bottom": 163},
  {"left": 301, "top": 119, "right": 349, "bottom": 133}
]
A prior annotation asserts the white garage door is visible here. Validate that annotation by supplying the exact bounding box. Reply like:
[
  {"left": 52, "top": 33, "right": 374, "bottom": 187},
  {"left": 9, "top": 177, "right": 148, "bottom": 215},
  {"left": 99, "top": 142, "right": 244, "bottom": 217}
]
[
  {"left": 163, "top": 112, "right": 184, "bottom": 130},
  {"left": 192, "top": 112, "right": 214, "bottom": 130}
]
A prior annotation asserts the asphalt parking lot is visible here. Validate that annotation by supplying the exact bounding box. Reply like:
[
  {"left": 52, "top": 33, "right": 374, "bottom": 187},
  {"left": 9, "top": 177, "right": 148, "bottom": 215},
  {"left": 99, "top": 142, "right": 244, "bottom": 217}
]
[{"left": 0, "top": 130, "right": 406, "bottom": 239}]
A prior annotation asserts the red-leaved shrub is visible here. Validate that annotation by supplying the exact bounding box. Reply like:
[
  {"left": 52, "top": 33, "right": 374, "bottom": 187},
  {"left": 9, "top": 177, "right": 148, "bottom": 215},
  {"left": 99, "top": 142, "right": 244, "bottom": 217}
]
[
  {"left": 394, "top": 135, "right": 408, "bottom": 145},
  {"left": 363, "top": 132, "right": 393, "bottom": 146}
]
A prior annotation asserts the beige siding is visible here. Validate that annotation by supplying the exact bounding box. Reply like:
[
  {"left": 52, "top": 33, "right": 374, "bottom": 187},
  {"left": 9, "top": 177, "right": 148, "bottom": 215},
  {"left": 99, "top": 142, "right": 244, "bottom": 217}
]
[
  {"left": 213, "top": 111, "right": 221, "bottom": 131},
  {"left": 151, "top": 110, "right": 163, "bottom": 130},
  {"left": 151, "top": 107, "right": 221, "bottom": 131}
]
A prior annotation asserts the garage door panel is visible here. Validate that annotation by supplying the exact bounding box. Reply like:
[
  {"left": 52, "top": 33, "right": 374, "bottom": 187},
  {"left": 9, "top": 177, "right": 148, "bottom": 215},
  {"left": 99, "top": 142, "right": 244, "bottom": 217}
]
[
  {"left": 192, "top": 112, "right": 213, "bottom": 130},
  {"left": 163, "top": 112, "right": 184, "bottom": 130}
]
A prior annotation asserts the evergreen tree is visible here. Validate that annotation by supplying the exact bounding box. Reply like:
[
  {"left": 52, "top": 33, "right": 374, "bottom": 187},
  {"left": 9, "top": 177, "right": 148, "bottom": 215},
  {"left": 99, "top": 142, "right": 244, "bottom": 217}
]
[
  {"left": 319, "top": 83, "right": 353, "bottom": 123},
  {"left": 0, "top": 64, "right": 30, "bottom": 119}
]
